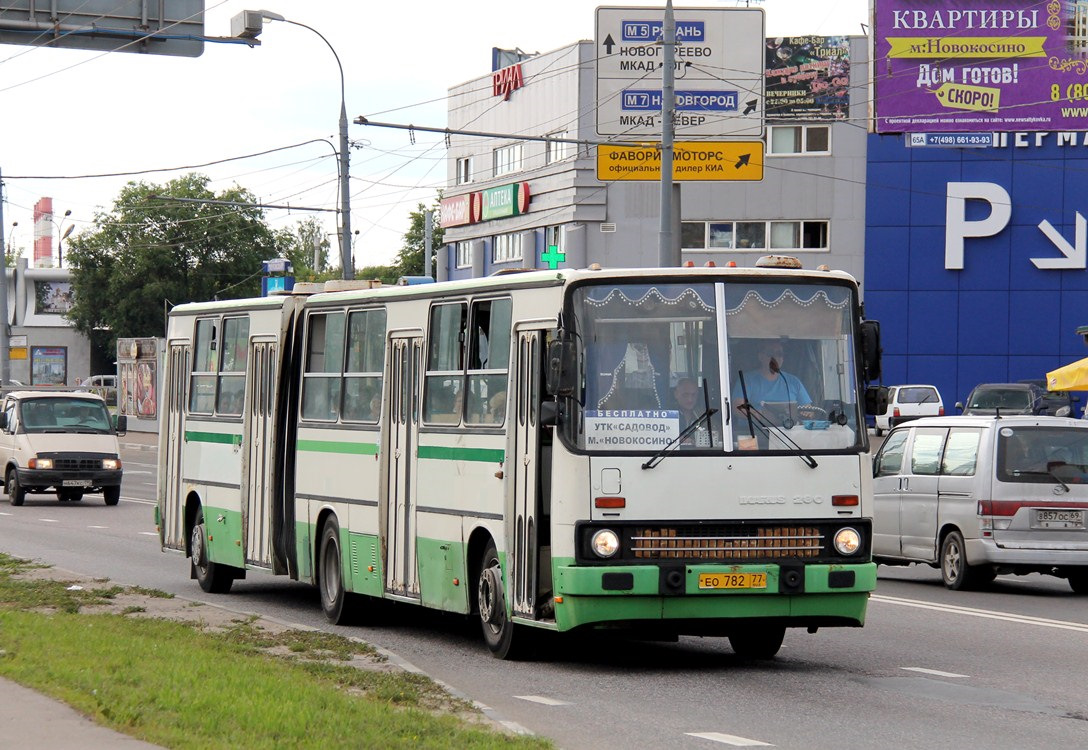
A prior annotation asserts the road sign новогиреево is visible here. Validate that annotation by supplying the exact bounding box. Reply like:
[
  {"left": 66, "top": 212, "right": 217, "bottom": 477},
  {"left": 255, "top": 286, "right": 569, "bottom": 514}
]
[{"left": 595, "top": 6, "right": 765, "bottom": 138}]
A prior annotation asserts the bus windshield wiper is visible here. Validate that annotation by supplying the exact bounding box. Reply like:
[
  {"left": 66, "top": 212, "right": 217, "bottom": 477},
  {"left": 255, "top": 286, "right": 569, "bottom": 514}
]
[
  {"left": 738, "top": 404, "right": 818, "bottom": 469},
  {"left": 641, "top": 408, "right": 718, "bottom": 470}
]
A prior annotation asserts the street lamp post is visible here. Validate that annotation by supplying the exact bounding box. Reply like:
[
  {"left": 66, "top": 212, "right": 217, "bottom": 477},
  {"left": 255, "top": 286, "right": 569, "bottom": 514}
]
[
  {"left": 238, "top": 10, "right": 354, "bottom": 281},
  {"left": 51, "top": 209, "right": 73, "bottom": 268}
]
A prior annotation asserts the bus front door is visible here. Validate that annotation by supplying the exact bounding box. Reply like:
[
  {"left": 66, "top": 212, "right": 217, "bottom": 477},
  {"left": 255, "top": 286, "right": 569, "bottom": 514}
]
[
  {"left": 385, "top": 334, "right": 422, "bottom": 599},
  {"left": 243, "top": 339, "right": 276, "bottom": 569},
  {"left": 510, "top": 328, "right": 550, "bottom": 619},
  {"left": 161, "top": 344, "right": 188, "bottom": 550}
]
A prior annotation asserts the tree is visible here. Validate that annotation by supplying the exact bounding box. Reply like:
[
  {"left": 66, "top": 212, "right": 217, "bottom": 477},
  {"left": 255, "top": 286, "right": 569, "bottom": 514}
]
[
  {"left": 393, "top": 201, "right": 443, "bottom": 278},
  {"left": 65, "top": 174, "right": 278, "bottom": 352},
  {"left": 273, "top": 216, "right": 337, "bottom": 282}
]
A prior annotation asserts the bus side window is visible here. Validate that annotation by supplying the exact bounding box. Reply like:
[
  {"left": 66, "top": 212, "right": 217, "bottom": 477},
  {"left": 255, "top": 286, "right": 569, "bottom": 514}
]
[
  {"left": 342, "top": 308, "right": 387, "bottom": 423},
  {"left": 301, "top": 312, "right": 345, "bottom": 421},
  {"left": 189, "top": 318, "right": 216, "bottom": 414},
  {"left": 466, "top": 298, "right": 511, "bottom": 426},
  {"left": 424, "top": 302, "right": 467, "bottom": 424}
]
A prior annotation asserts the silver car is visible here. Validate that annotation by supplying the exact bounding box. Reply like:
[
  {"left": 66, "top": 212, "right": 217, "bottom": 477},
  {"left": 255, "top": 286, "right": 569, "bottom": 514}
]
[{"left": 872, "top": 414, "right": 1088, "bottom": 593}]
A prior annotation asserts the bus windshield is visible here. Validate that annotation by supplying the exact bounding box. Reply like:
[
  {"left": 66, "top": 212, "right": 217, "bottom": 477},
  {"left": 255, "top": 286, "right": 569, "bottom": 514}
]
[{"left": 570, "top": 279, "right": 864, "bottom": 453}]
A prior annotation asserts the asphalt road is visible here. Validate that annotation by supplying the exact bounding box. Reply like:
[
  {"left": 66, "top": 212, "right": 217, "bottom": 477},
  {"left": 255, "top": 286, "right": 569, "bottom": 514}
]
[{"left": 0, "top": 436, "right": 1085, "bottom": 749}]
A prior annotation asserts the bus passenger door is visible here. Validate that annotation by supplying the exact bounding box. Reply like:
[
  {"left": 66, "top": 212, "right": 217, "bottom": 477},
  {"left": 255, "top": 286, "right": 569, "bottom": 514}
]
[
  {"left": 510, "top": 328, "right": 550, "bottom": 619},
  {"left": 244, "top": 339, "right": 276, "bottom": 568},
  {"left": 385, "top": 334, "right": 422, "bottom": 599},
  {"left": 161, "top": 344, "right": 189, "bottom": 549}
]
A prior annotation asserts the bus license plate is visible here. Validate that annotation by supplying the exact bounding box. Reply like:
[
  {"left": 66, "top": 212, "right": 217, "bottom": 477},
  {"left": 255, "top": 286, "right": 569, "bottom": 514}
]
[
  {"left": 1033, "top": 509, "right": 1085, "bottom": 529},
  {"left": 62, "top": 479, "right": 92, "bottom": 487},
  {"left": 698, "top": 572, "right": 767, "bottom": 590}
]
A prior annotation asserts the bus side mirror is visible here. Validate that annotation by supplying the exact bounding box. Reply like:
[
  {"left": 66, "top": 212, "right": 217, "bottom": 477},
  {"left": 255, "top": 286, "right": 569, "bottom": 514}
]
[
  {"left": 865, "top": 386, "right": 888, "bottom": 416},
  {"left": 114, "top": 414, "right": 128, "bottom": 436},
  {"left": 860, "top": 320, "right": 882, "bottom": 383},
  {"left": 540, "top": 400, "right": 558, "bottom": 427},
  {"left": 546, "top": 339, "right": 578, "bottom": 398}
]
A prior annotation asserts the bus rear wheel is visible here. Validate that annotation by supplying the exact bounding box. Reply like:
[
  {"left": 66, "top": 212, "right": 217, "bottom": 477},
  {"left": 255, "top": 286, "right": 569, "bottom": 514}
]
[
  {"left": 319, "top": 517, "right": 355, "bottom": 625},
  {"left": 728, "top": 627, "right": 785, "bottom": 659},
  {"left": 191, "top": 511, "right": 233, "bottom": 594}
]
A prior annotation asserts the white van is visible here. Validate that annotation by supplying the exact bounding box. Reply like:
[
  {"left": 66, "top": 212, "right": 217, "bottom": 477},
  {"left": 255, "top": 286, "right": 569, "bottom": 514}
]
[
  {"left": 0, "top": 391, "right": 127, "bottom": 506},
  {"left": 873, "top": 384, "right": 943, "bottom": 436},
  {"left": 872, "top": 414, "right": 1088, "bottom": 593}
]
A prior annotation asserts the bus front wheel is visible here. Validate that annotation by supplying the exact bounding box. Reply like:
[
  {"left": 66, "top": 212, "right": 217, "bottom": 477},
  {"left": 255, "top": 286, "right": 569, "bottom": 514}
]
[
  {"left": 191, "top": 511, "right": 233, "bottom": 594},
  {"left": 477, "top": 541, "right": 524, "bottom": 659},
  {"left": 728, "top": 627, "right": 785, "bottom": 659}
]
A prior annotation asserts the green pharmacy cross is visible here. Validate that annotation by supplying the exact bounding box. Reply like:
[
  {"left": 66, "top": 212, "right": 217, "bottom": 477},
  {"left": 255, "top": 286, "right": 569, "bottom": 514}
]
[{"left": 541, "top": 243, "right": 566, "bottom": 270}]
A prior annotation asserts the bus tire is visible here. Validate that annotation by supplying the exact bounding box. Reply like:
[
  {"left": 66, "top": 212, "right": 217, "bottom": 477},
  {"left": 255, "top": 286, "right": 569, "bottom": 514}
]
[
  {"left": 477, "top": 540, "right": 525, "bottom": 659},
  {"left": 728, "top": 627, "right": 785, "bottom": 659},
  {"left": 103, "top": 487, "right": 120, "bottom": 506},
  {"left": 6, "top": 471, "right": 25, "bottom": 507},
  {"left": 191, "top": 511, "right": 233, "bottom": 594},
  {"left": 319, "top": 517, "right": 355, "bottom": 625}
]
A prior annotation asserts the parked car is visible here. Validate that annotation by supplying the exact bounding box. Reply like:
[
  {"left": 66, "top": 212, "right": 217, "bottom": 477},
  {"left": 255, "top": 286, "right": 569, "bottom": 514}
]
[
  {"left": 956, "top": 382, "right": 1049, "bottom": 416},
  {"left": 1017, "top": 378, "right": 1078, "bottom": 417},
  {"left": 873, "top": 384, "right": 943, "bottom": 436},
  {"left": 0, "top": 390, "right": 127, "bottom": 506},
  {"left": 871, "top": 414, "right": 1088, "bottom": 593},
  {"left": 76, "top": 375, "right": 117, "bottom": 407}
]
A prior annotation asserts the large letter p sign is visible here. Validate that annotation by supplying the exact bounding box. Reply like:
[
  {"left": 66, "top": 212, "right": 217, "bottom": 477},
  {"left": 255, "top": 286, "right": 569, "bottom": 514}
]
[{"left": 945, "top": 182, "right": 1011, "bottom": 270}]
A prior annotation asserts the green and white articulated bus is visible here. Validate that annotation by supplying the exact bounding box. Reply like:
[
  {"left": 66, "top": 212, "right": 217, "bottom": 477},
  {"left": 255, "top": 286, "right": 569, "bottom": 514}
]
[{"left": 157, "top": 260, "right": 882, "bottom": 659}]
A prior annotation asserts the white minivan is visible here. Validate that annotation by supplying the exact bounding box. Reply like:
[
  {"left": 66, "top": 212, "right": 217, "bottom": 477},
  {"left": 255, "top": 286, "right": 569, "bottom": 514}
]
[
  {"left": 873, "top": 384, "right": 943, "bottom": 436},
  {"left": 0, "top": 391, "right": 127, "bottom": 506},
  {"left": 872, "top": 414, "right": 1088, "bottom": 593}
]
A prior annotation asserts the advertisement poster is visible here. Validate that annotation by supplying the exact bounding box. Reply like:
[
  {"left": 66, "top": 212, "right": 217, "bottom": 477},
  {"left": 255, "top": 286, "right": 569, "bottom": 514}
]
[
  {"left": 765, "top": 36, "right": 850, "bottom": 120},
  {"left": 874, "top": 0, "right": 1088, "bottom": 132},
  {"left": 30, "top": 346, "right": 67, "bottom": 386},
  {"left": 34, "top": 281, "right": 74, "bottom": 314}
]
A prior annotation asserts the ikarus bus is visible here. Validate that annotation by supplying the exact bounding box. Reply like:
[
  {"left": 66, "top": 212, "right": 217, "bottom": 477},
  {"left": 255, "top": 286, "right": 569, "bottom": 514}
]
[{"left": 156, "top": 259, "right": 883, "bottom": 659}]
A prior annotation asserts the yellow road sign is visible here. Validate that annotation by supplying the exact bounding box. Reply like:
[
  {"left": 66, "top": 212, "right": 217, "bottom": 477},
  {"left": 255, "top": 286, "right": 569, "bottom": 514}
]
[{"left": 597, "top": 141, "right": 764, "bottom": 181}]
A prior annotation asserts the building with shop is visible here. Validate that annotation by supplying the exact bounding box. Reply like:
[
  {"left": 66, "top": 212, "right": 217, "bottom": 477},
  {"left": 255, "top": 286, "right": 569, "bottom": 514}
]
[{"left": 438, "top": 36, "right": 868, "bottom": 284}]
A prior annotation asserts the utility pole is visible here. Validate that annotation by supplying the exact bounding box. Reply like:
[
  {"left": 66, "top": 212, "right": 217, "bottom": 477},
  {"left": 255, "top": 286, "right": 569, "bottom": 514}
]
[
  {"left": 0, "top": 168, "right": 9, "bottom": 384},
  {"left": 424, "top": 209, "right": 434, "bottom": 279},
  {"left": 658, "top": 0, "right": 679, "bottom": 267}
]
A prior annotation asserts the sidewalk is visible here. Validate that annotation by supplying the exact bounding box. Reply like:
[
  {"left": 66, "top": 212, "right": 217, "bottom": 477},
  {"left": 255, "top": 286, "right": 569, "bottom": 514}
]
[{"left": 0, "top": 678, "right": 164, "bottom": 749}]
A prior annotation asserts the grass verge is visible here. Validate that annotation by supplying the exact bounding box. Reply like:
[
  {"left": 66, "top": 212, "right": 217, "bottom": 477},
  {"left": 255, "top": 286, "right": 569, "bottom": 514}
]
[{"left": 0, "top": 554, "right": 551, "bottom": 749}]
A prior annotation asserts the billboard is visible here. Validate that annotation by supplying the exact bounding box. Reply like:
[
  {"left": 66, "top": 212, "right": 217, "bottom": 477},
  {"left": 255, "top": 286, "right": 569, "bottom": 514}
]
[
  {"left": 873, "top": 0, "right": 1088, "bottom": 132},
  {"left": 765, "top": 36, "right": 850, "bottom": 120}
]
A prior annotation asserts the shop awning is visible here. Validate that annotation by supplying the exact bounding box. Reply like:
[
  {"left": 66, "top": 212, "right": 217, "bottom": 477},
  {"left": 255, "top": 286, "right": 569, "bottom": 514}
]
[{"left": 1046, "top": 357, "right": 1088, "bottom": 391}]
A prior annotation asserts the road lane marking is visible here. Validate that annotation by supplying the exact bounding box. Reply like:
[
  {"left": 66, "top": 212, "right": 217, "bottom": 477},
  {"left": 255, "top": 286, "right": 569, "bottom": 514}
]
[
  {"left": 872, "top": 594, "right": 1088, "bottom": 633},
  {"left": 138, "top": 531, "right": 158, "bottom": 536},
  {"left": 514, "top": 695, "right": 570, "bottom": 706},
  {"left": 39, "top": 518, "right": 59, "bottom": 523},
  {"left": 87, "top": 525, "right": 109, "bottom": 529},
  {"left": 901, "top": 667, "right": 967, "bottom": 678},
  {"left": 686, "top": 732, "right": 773, "bottom": 746}
]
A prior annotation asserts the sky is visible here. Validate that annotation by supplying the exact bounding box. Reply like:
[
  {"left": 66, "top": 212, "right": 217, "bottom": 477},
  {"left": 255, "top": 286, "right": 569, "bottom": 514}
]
[{"left": 0, "top": 0, "right": 869, "bottom": 270}]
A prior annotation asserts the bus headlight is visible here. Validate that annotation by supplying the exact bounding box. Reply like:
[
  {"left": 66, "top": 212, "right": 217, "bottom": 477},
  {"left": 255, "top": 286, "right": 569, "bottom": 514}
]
[
  {"left": 591, "top": 529, "right": 620, "bottom": 558},
  {"left": 833, "top": 527, "right": 861, "bottom": 556}
]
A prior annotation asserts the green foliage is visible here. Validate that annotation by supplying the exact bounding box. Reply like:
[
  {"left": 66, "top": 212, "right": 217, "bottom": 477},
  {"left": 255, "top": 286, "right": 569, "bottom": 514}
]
[
  {"left": 64, "top": 174, "right": 278, "bottom": 352},
  {"left": 273, "top": 216, "right": 337, "bottom": 282},
  {"left": 393, "top": 202, "right": 443, "bottom": 279}
]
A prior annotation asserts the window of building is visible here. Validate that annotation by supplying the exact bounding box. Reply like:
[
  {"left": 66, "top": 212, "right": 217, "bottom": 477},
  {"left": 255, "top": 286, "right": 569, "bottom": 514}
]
[
  {"left": 494, "top": 143, "right": 523, "bottom": 176},
  {"left": 456, "top": 157, "right": 473, "bottom": 185},
  {"left": 466, "top": 298, "right": 512, "bottom": 426},
  {"left": 545, "top": 225, "right": 564, "bottom": 256},
  {"left": 423, "top": 302, "right": 467, "bottom": 424},
  {"left": 679, "top": 220, "right": 828, "bottom": 252},
  {"left": 492, "top": 233, "right": 523, "bottom": 264},
  {"left": 301, "top": 311, "right": 345, "bottom": 421},
  {"left": 767, "top": 124, "right": 831, "bottom": 155},
  {"left": 546, "top": 131, "right": 570, "bottom": 164},
  {"left": 455, "top": 241, "right": 472, "bottom": 269},
  {"left": 341, "top": 308, "right": 387, "bottom": 423}
]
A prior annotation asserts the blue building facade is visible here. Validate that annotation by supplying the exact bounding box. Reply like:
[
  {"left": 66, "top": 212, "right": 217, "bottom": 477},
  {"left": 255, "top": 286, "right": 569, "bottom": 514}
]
[{"left": 864, "top": 132, "right": 1088, "bottom": 409}]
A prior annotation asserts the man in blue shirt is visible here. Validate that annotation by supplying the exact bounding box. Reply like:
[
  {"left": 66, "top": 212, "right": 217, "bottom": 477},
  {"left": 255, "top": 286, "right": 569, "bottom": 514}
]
[{"left": 733, "top": 340, "right": 814, "bottom": 422}]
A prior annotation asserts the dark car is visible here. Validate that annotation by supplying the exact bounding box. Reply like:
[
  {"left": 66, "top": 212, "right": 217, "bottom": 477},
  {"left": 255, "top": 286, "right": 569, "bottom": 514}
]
[
  {"left": 957, "top": 382, "right": 1051, "bottom": 416},
  {"left": 1017, "top": 379, "right": 1079, "bottom": 417}
]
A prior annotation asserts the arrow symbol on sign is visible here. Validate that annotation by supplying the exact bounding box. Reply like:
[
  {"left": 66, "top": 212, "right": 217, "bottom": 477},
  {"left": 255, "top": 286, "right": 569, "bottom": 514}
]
[
  {"left": 743, "top": 99, "right": 758, "bottom": 115},
  {"left": 603, "top": 34, "right": 615, "bottom": 55},
  {"left": 735, "top": 154, "right": 751, "bottom": 170},
  {"left": 1033, "top": 213, "right": 1086, "bottom": 269}
]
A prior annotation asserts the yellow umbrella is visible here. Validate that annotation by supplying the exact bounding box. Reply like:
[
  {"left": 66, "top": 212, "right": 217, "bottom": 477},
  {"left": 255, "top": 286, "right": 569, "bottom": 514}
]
[{"left": 1046, "top": 357, "right": 1088, "bottom": 391}]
